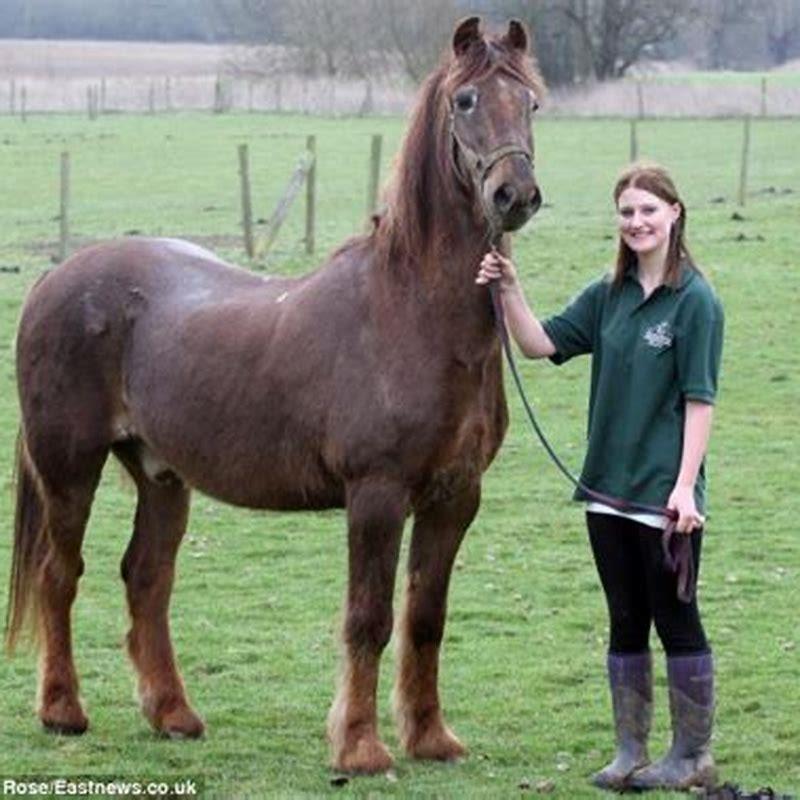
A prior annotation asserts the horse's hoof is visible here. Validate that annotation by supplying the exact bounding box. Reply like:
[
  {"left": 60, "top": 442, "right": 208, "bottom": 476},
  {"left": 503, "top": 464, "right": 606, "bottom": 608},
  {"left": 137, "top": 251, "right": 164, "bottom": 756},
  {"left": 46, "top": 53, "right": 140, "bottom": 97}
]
[
  {"left": 40, "top": 698, "right": 89, "bottom": 736},
  {"left": 157, "top": 706, "right": 205, "bottom": 740},
  {"left": 407, "top": 723, "right": 466, "bottom": 762},
  {"left": 334, "top": 736, "right": 394, "bottom": 774}
]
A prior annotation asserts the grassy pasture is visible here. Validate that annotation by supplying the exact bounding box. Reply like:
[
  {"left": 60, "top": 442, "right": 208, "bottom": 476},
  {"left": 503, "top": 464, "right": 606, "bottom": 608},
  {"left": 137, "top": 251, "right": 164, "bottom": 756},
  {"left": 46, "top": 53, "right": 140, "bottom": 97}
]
[{"left": 0, "top": 112, "right": 798, "bottom": 799}]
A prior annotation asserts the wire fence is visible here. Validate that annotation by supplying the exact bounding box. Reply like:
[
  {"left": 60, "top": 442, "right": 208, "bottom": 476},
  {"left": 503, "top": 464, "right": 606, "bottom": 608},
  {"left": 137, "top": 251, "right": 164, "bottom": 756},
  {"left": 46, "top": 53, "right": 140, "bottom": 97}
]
[
  {"left": 0, "top": 115, "right": 797, "bottom": 270},
  {"left": 3, "top": 74, "right": 800, "bottom": 119}
]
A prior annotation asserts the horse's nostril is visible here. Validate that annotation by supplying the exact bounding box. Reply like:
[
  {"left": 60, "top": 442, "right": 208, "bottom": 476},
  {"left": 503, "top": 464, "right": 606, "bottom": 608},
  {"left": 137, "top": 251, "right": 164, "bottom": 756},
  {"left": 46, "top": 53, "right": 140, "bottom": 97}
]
[
  {"left": 529, "top": 187, "right": 542, "bottom": 210},
  {"left": 493, "top": 184, "right": 517, "bottom": 213}
]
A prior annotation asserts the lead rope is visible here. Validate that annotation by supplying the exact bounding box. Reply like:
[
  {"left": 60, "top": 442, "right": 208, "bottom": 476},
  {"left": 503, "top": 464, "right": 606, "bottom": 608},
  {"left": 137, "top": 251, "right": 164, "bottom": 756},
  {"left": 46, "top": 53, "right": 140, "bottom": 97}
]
[{"left": 486, "top": 272, "right": 695, "bottom": 603}]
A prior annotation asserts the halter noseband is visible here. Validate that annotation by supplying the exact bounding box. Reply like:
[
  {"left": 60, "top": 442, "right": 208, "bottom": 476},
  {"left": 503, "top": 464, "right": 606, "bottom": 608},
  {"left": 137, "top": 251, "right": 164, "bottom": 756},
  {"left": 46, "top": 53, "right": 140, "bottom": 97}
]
[
  {"left": 448, "top": 110, "right": 533, "bottom": 244},
  {"left": 448, "top": 110, "right": 533, "bottom": 191}
]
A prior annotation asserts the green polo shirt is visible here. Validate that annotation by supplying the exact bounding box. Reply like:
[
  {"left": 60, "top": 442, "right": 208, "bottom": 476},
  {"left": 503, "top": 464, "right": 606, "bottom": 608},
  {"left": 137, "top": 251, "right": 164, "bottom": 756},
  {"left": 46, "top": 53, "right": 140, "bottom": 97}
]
[{"left": 542, "top": 265, "right": 724, "bottom": 513}]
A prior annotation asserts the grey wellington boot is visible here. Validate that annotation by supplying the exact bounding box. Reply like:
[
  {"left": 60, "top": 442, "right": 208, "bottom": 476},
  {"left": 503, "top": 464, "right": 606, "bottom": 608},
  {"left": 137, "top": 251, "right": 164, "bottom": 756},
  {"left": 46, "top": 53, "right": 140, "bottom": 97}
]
[
  {"left": 591, "top": 652, "right": 653, "bottom": 790},
  {"left": 630, "top": 652, "right": 718, "bottom": 791}
]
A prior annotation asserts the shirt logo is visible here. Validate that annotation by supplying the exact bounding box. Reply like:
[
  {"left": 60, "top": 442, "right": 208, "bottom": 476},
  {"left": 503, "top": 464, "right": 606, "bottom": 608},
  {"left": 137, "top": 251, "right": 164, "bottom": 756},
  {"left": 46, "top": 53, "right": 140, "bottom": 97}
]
[{"left": 643, "top": 321, "right": 673, "bottom": 349}]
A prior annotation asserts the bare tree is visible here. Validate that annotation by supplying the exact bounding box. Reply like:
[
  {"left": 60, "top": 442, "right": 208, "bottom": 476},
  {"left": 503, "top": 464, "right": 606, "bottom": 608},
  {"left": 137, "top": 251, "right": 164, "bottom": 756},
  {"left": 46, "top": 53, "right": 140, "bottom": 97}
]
[
  {"left": 763, "top": 0, "right": 800, "bottom": 65},
  {"left": 277, "top": 0, "right": 352, "bottom": 76},
  {"left": 278, "top": 0, "right": 396, "bottom": 79},
  {"left": 229, "top": 0, "right": 458, "bottom": 83},
  {"left": 334, "top": 0, "right": 395, "bottom": 80},
  {"left": 494, "top": 0, "right": 591, "bottom": 85},
  {"left": 696, "top": 0, "right": 755, "bottom": 69},
  {"left": 554, "top": 0, "right": 697, "bottom": 80},
  {"left": 377, "top": 0, "right": 460, "bottom": 82}
]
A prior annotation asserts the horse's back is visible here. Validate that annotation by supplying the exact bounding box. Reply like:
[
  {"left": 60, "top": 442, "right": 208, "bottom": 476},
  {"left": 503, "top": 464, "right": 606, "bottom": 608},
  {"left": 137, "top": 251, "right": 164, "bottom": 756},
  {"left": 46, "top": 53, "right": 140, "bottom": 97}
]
[
  {"left": 16, "top": 236, "right": 373, "bottom": 508},
  {"left": 16, "top": 238, "right": 293, "bottom": 471},
  {"left": 20, "top": 238, "right": 273, "bottom": 326}
]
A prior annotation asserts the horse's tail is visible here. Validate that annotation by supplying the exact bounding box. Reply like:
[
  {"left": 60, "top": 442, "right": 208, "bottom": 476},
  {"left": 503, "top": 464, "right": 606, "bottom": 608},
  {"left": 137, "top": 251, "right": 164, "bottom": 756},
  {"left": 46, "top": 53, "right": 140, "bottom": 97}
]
[{"left": 5, "top": 429, "right": 46, "bottom": 653}]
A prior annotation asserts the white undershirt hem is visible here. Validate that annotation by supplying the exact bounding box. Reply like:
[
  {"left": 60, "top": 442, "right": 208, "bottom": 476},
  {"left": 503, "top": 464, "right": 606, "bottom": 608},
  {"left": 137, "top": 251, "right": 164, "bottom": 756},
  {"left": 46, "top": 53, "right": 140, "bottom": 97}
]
[{"left": 585, "top": 502, "right": 668, "bottom": 531}]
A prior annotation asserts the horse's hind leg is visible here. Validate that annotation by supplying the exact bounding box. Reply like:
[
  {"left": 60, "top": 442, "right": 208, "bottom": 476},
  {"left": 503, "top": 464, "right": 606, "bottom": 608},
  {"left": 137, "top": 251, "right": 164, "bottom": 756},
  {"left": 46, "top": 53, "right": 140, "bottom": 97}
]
[
  {"left": 393, "top": 483, "right": 480, "bottom": 760},
  {"left": 114, "top": 444, "right": 203, "bottom": 739},
  {"left": 36, "top": 454, "right": 107, "bottom": 734},
  {"left": 327, "top": 478, "right": 407, "bottom": 773}
]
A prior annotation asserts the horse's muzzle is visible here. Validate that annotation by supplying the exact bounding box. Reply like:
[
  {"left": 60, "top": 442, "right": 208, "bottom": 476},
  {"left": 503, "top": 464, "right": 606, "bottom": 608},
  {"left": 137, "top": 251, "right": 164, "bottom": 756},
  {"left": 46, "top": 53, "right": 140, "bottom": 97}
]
[
  {"left": 493, "top": 183, "right": 542, "bottom": 231},
  {"left": 484, "top": 155, "right": 542, "bottom": 232}
]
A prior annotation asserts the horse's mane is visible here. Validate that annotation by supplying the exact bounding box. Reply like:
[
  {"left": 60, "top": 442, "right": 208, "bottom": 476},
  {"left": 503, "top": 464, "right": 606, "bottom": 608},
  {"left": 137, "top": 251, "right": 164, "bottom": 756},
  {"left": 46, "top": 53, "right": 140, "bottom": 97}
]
[{"left": 372, "top": 32, "right": 545, "bottom": 271}]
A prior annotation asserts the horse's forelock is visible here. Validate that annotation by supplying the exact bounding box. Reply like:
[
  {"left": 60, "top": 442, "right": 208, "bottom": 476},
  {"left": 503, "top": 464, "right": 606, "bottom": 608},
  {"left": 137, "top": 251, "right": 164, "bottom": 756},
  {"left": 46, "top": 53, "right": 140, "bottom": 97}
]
[{"left": 442, "top": 34, "right": 545, "bottom": 98}]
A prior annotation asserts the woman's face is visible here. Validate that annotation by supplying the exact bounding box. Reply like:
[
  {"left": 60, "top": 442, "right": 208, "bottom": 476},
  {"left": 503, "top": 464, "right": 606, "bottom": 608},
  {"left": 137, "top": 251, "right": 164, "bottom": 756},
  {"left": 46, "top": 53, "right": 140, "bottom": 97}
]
[{"left": 617, "top": 186, "right": 681, "bottom": 258}]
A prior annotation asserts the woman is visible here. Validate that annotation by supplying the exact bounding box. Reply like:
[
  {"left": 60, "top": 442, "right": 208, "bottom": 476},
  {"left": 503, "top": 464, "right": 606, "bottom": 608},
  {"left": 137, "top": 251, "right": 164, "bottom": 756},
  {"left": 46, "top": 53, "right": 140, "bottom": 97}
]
[{"left": 477, "top": 162, "right": 724, "bottom": 792}]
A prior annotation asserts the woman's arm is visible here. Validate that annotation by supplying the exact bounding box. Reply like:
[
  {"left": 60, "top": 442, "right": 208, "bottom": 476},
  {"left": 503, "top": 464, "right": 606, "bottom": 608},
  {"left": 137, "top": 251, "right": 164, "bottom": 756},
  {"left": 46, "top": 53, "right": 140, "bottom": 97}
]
[
  {"left": 667, "top": 400, "right": 715, "bottom": 533},
  {"left": 476, "top": 251, "right": 556, "bottom": 359}
]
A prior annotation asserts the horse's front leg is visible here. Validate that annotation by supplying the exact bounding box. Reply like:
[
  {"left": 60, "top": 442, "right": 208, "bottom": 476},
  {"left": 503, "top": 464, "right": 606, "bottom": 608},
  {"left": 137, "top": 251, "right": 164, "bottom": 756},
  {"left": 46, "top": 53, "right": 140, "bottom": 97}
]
[
  {"left": 327, "top": 477, "right": 407, "bottom": 774},
  {"left": 393, "top": 482, "right": 480, "bottom": 761}
]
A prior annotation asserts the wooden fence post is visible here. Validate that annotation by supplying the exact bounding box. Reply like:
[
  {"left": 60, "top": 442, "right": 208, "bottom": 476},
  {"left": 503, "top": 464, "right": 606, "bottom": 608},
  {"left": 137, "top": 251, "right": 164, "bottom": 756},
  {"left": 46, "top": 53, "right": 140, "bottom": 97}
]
[
  {"left": 165, "top": 77, "right": 172, "bottom": 111},
  {"left": 760, "top": 77, "right": 767, "bottom": 117},
  {"left": 9, "top": 78, "right": 16, "bottom": 115},
  {"left": 257, "top": 150, "right": 315, "bottom": 259},
  {"left": 148, "top": 82, "right": 156, "bottom": 114},
  {"left": 359, "top": 80, "right": 374, "bottom": 116},
  {"left": 238, "top": 144, "right": 255, "bottom": 260},
  {"left": 367, "top": 134, "right": 383, "bottom": 218},
  {"left": 629, "top": 119, "right": 638, "bottom": 162},
  {"left": 59, "top": 152, "right": 71, "bottom": 262},
  {"left": 100, "top": 78, "right": 107, "bottom": 113},
  {"left": 276, "top": 78, "right": 283, "bottom": 112},
  {"left": 636, "top": 78, "right": 645, "bottom": 119},
  {"left": 213, "top": 76, "right": 222, "bottom": 113},
  {"left": 20, "top": 86, "right": 27, "bottom": 122},
  {"left": 738, "top": 116, "right": 751, "bottom": 207},
  {"left": 306, "top": 135, "right": 316, "bottom": 255}
]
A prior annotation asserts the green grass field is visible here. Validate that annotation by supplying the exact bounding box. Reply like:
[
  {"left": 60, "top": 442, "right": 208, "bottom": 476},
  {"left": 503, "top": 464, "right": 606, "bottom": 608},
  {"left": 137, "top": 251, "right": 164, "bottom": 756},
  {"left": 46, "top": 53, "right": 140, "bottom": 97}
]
[{"left": 0, "top": 112, "right": 798, "bottom": 799}]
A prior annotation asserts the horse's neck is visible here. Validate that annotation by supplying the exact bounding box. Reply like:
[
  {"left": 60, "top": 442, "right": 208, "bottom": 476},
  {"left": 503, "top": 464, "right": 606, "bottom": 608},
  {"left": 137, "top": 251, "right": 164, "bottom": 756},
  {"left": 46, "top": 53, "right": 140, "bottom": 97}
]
[
  {"left": 433, "top": 234, "right": 497, "bottom": 358},
  {"left": 371, "top": 124, "right": 499, "bottom": 357},
  {"left": 373, "top": 222, "right": 497, "bottom": 363},
  {"left": 426, "top": 228, "right": 492, "bottom": 310}
]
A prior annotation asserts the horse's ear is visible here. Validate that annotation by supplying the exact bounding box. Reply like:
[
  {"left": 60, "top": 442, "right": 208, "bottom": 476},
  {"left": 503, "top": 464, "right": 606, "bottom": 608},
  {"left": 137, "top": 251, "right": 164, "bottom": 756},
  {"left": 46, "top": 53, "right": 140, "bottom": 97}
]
[
  {"left": 504, "top": 19, "right": 529, "bottom": 52},
  {"left": 452, "top": 16, "right": 482, "bottom": 57}
]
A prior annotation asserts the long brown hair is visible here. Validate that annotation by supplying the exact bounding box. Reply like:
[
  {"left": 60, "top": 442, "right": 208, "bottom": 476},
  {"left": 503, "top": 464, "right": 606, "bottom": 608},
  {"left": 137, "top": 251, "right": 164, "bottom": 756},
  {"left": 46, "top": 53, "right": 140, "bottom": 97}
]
[{"left": 612, "top": 161, "right": 696, "bottom": 289}]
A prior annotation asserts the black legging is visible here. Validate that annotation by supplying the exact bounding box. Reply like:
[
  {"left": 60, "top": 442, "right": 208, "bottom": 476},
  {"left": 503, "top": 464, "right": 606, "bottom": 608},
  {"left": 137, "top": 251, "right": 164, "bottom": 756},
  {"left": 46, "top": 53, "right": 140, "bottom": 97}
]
[{"left": 586, "top": 512, "right": 709, "bottom": 656}]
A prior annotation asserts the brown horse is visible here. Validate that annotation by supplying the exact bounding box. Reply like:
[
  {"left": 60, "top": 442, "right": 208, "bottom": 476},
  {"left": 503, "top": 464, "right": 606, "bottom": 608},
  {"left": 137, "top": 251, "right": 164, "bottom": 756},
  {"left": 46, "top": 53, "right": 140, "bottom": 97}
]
[{"left": 6, "top": 17, "right": 543, "bottom": 773}]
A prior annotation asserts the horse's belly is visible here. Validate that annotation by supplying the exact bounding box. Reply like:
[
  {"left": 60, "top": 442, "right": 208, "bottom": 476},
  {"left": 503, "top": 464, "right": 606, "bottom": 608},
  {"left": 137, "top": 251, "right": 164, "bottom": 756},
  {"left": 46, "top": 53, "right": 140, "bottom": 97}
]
[
  {"left": 118, "top": 418, "right": 346, "bottom": 511},
  {"left": 191, "top": 472, "right": 346, "bottom": 511}
]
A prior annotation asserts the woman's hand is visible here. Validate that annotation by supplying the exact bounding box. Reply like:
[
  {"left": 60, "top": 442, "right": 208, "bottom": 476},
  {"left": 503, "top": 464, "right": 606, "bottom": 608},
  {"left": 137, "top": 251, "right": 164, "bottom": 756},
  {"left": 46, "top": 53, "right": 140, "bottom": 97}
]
[
  {"left": 474, "top": 250, "right": 556, "bottom": 359},
  {"left": 667, "top": 484, "right": 705, "bottom": 534},
  {"left": 476, "top": 250, "right": 519, "bottom": 292}
]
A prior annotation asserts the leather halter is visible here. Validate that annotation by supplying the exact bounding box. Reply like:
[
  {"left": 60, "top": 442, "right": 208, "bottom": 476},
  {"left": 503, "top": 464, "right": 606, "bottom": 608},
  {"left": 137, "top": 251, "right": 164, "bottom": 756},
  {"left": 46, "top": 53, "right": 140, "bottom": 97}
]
[{"left": 448, "top": 109, "right": 533, "bottom": 197}]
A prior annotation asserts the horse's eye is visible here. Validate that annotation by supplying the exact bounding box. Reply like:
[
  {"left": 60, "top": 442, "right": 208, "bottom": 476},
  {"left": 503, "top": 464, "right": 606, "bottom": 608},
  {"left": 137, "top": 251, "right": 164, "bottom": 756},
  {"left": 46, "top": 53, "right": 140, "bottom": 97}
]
[
  {"left": 529, "top": 93, "right": 540, "bottom": 113},
  {"left": 454, "top": 88, "right": 478, "bottom": 113}
]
